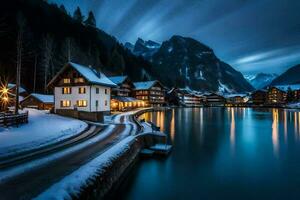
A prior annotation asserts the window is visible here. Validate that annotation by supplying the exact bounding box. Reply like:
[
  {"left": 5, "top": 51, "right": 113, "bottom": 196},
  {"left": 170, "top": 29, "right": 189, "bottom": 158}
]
[
  {"left": 105, "top": 89, "right": 108, "bottom": 94},
  {"left": 77, "top": 100, "right": 87, "bottom": 107},
  {"left": 96, "top": 100, "right": 99, "bottom": 107},
  {"left": 63, "top": 78, "right": 71, "bottom": 84},
  {"left": 74, "top": 77, "right": 85, "bottom": 83},
  {"left": 105, "top": 100, "right": 108, "bottom": 106},
  {"left": 61, "top": 100, "right": 71, "bottom": 107},
  {"left": 96, "top": 88, "right": 99, "bottom": 94},
  {"left": 62, "top": 87, "right": 71, "bottom": 94},
  {"left": 78, "top": 87, "right": 86, "bottom": 94}
]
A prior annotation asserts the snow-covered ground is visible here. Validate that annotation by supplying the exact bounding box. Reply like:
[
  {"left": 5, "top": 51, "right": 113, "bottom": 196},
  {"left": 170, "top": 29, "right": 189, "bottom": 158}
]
[{"left": 0, "top": 109, "right": 87, "bottom": 157}]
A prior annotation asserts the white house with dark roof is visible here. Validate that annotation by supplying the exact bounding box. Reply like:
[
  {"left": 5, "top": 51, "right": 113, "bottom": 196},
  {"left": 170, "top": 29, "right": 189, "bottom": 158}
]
[{"left": 47, "top": 62, "right": 116, "bottom": 121}]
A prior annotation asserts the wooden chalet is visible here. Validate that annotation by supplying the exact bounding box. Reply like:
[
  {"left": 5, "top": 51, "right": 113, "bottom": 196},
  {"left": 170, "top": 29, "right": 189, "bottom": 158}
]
[
  {"left": 266, "top": 86, "right": 287, "bottom": 105},
  {"left": 204, "top": 93, "right": 226, "bottom": 106},
  {"left": 109, "top": 76, "right": 144, "bottom": 111},
  {"left": 21, "top": 93, "right": 54, "bottom": 110},
  {"left": 133, "top": 80, "right": 165, "bottom": 107},
  {"left": 251, "top": 90, "right": 267, "bottom": 105}
]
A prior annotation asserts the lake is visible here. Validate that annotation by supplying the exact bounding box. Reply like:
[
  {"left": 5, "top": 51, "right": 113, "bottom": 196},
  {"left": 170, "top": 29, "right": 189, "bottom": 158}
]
[{"left": 117, "top": 107, "right": 300, "bottom": 200}]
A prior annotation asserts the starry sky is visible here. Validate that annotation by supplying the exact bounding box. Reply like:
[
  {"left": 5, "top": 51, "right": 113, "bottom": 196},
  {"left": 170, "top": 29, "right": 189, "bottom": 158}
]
[{"left": 50, "top": 0, "right": 300, "bottom": 75}]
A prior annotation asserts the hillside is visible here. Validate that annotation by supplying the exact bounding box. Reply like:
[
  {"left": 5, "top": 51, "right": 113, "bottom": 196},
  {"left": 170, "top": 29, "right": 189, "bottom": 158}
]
[
  {"left": 128, "top": 35, "right": 254, "bottom": 92},
  {"left": 0, "top": 0, "right": 154, "bottom": 93},
  {"left": 270, "top": 64, "right": 300, "bottom": 85}
]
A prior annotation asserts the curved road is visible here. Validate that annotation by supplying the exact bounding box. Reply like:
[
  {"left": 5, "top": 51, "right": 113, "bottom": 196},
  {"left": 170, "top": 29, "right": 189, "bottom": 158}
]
[{"left": 0, "top": 112, "right": 139, "bottom": 199}]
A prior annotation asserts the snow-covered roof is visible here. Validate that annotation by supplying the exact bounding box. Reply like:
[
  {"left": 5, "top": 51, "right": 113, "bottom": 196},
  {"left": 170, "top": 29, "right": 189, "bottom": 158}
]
[
  {"left": 47, "top": 62, "right": 117, "bottom": 88},
  {"left": 8, "top": 83, "right": 26, "bottom": 93},
  {"left": 224, "top": 93, "right": 247, "bottom": 98},
  {"left": 133, "top": 81, "right": 159, "bottom": 90},
  {"left": 28, "top": 93, "right": 54, "bottom": 103},
  {"left": 69, "top": 62, "right": 116, "bottom": 87},
  {"left": 109, "top": 76, "right": 128, "bottom": 85},
  {"left": 112, "top": 96, "right": 142, "bottom": 102},
  {"left": 274, "top": 84, "right": 300, "bottom": 92}
]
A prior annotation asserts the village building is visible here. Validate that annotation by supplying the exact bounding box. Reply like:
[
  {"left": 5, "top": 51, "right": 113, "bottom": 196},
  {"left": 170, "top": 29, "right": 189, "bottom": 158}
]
[
  {"left": 47, "top": 62, "right": 116, "bottom": 122},
  {"left": 177, "top": 89, "right": 202, "bottom": 107},
  {"left": 251, "top": 90, "right": 267, "bottom": 105},
  {"left": 266, "top": 86, "right": 287, "bottom": 105},
  {"left": 109, "top": 76, "right": 145, "bottom": 111},
  {"left": 204, "top": 93, "right": 226, "bottom": 106},
  {"left": 21, "top": 93, "right": 54, "bottom": 110},
  {"left": 225, "top": 94, "right": 248, "bottom": 106},
  {"left": 275, "top": 84, "right": 300, "bottom": 102},
  {"left": 133, "top": 80, "right": 165, "bottom": 107}
]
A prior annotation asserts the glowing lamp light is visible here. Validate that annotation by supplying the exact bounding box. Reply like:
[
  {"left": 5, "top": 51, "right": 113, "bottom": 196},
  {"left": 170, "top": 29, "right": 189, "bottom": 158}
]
[{"left": 3, "top": 97, "right": 8, "bottom": 102}]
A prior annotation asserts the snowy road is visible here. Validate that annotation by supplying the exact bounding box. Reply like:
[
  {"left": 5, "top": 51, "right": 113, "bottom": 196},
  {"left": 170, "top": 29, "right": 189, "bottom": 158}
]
[{"left": 0, "top": 111, "right": 140, "bottom": 199}]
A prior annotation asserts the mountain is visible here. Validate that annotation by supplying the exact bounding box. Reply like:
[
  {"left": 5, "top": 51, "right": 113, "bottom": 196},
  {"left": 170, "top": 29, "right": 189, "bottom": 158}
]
[
  {"left": 126, "top": 38, "right": 161, "bottom": 59},
  {"left": 0, "top": 0, "right": 155, "bottom": 93},
  {"left": 128, "top": 35, "right": 254, "bottom": 93},
  {"left": 244, "top": 73, "right": 278, "bottom": 89},
  {"left": 270, "top": 64, "right": 300, "bottom": 85}
]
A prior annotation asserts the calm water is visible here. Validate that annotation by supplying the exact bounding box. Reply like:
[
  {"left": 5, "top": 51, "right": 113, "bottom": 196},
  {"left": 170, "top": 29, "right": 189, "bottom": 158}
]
[{"left": 117, "top": 108, "right": 300, "bottom": 200}]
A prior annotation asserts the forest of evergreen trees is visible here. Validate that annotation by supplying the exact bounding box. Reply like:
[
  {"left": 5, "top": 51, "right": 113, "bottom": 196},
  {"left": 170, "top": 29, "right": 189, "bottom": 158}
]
[{"left": 0, "top": 0, "right": 156, "bottom": 93}]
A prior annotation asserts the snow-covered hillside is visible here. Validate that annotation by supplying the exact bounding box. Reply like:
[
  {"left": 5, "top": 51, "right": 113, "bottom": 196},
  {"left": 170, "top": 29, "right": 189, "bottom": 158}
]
[{"left": 244, "top": 73, "right": 278, "bottom": 89}]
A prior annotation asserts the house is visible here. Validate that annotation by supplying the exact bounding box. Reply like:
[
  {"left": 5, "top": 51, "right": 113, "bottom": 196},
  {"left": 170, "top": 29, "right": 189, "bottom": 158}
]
[
  {"left": 275, "top": 84, "right": 300, "bottom": 102},
  {"left": 133, "top": 80, "right": 165, "bottom": 107},
  {"left": 266, "top": 86, "right": 287, "bottom": 105},
  {"left": 109, "top": 76, "right": 144, "bottom": 111},
  {"left": 251, "top": 90, "right": 267, "bottom": 105},
  {"left": 177, "top": 89, "right": 202, "bottom": 107},
  {"left": 225, "top": 93, "right": 248, "bottom": 106},
  {"left": 204, "top": 93, "right": 226, "bottom": 106},
  {"left": 47, "top": 62, "right": 117, "bottom": 122},
  {"left": 165, "top": 88, "right": 181, "bottom": 106},
  {"left": 21, "top": 93, "right": 54, "bottom": 110}
]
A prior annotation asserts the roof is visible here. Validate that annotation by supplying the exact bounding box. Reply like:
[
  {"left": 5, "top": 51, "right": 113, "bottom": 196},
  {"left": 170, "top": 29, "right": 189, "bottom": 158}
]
[
  {"left": 133, "top": 81, "right": 160, "bottom": 90},
  {"left": 109, "top": 76, "right": 128, "bottom": 85},
  {"left": 48, "top": 62, "right": 117, "bottom": 88},
  {"left": 224, "top": 93, "right": 247, "bottom": 98},
  {"left": 26, "top": 93, "right": 54, "bottom": 103},
  {"left": 112, "top": 96, "right": 143, "bottom": 102},
  {"left": 8, "top": 83, "right": 26, "bottom": 93},
  {"left": 69, "top": 62, "right": 116, "bottom": 87},
  {"left": 274, "top": 84, "right": 300, "bottom": 92}
]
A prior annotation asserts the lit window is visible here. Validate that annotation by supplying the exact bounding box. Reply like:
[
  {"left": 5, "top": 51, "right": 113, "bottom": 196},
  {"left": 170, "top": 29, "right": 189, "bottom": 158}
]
[
  {"left": 61, "top": 100, "right": 71, "bottom": 107},
  {"left": 62, "top": 87, "right": 71, "bottom": 94},
  {"left": 74, "top": 78, "right": 85, "bottom": 83},
  {"left": 77, "top": 100, "right": 87, "bottom": 107},
  {"left": 78, "top": 87, "right": 86, "bottom": 94},
  {"left": 63, "top": 78, "right": 71, "bottom": 84}
]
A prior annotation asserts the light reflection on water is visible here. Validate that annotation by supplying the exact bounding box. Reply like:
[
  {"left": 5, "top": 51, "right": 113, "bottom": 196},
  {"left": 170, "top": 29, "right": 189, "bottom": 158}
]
[{"left": 120, "top": 108, "right": 300, "bottom": 200}]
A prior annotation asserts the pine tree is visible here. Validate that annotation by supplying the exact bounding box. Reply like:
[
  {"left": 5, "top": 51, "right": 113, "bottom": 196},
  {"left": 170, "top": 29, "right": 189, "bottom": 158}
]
[
  {"left": 287, "top": 87, "right": 295, "bottom": 102},
  {"left": 73, "top": 7, "right": 84, "bottom": 23},
  {"left": 84, "top": 11, "right": 96, "bottom": 27},
  {"left": 60, "top": 5, "right": 67, "bottom": 14}
]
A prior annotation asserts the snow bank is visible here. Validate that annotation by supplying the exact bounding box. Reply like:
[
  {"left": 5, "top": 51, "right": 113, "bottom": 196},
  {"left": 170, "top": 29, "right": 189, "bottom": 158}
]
[
  {"left": 34, "top": 127, "right": 134, "bottom": 200},
  {"left": 0, "top": 109, "right": 87, "bottom": 157}
]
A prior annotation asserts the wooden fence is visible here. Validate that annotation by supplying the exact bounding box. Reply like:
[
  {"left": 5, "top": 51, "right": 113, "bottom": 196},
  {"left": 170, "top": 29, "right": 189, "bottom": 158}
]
[{"left": 0, "top": 112, "right": 29, "bottom": 127}]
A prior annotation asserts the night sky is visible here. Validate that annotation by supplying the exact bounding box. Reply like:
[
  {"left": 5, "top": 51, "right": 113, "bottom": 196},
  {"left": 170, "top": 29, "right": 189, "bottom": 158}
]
[{"left": 50, "top": 0, "right": 300, "bottom": 75}]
